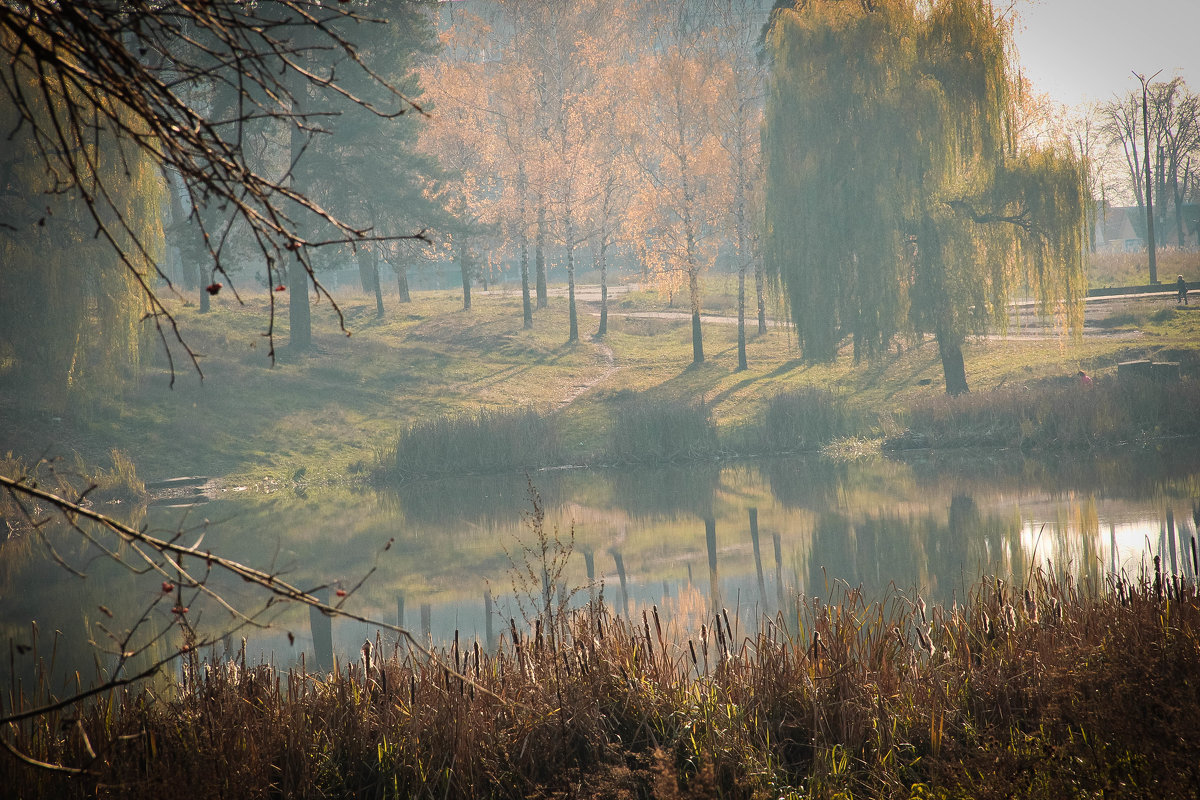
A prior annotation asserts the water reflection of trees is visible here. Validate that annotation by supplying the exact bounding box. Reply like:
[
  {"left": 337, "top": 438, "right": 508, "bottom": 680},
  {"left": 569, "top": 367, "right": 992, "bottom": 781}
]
[
  {"left": 805, "top": 496, "right": 1019, "bottom": 604},
  {"left": 898, "top": 443, "right": 1200, "bottom": 501},
  {"left": 761, "top": 456, "right": 854, "bottom": 510},
  {"left": 373, "top": 451, "right": 1178, "bottom": 612},
  {"left": 378, "top": 472, "right": 572, "bottom": 529},
  {"left": 378, "top": 444, "right": 1200, "bottom": 535},
  {"left": 378, "top": 463, "right": 724, "bottom": 531},
  {"left": 0, "top": 504, "right": 177, "bottom": 699},
  {"left": 606, "top": 463, "right": 721, "bottom": 520}
]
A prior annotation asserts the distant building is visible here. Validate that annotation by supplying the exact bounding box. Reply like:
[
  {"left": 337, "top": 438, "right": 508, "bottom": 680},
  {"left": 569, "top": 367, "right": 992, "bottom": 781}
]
[
  {"left": 1094, "top": 204, "right": 1200, "bottom": 252},
  {"left": 1096, "top": 206, "right": 1145, "bottom": 252}
]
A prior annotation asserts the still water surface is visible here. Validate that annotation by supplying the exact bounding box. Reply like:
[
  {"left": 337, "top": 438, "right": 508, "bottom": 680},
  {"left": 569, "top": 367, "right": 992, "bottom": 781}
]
[{"left": 3, "top": 445, "right": 1198, "bottom": 688}]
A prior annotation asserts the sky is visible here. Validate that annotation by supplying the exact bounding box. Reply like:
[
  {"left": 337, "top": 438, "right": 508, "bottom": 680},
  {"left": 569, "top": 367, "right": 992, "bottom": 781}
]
[{"left": 1010, "top": 0, "right": 1200, "bottom": 110}]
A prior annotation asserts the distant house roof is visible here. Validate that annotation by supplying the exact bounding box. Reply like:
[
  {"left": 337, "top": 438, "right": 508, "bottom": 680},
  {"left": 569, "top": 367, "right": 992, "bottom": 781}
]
[
  {"left": 1099, "top": 204, "right": 1200, "bottom": 249},
  {"left": 1100, "top": 206, "right": 1143, "bottom": 244}
]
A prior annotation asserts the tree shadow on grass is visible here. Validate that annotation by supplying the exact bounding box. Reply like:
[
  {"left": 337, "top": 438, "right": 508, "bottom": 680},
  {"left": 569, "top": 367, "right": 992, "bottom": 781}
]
[{"left": 707, "top": 358, "right": 808, "bottom": 409}]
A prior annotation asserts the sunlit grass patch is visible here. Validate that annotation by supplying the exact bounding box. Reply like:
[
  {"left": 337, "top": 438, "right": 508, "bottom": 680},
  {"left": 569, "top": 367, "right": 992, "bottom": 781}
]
[{"left": 819, "top": 436, "right": 882, "bottom": 462}]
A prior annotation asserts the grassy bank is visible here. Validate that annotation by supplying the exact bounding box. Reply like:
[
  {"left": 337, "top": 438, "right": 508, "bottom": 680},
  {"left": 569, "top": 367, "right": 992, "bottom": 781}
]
[
  {"left": 2, "top": 284, "right": 1200, "bottom": 486},
  {"left": 5, "top": 571, "right": 1198, "bottom": 799},
  {"left": 886, "top": 373, "right": 1200, "bottom": 451},
  {"left": 0, "top": 450, "right": 146, "bottom": 514},
  {"left": 375, "top": 374, "right": 1198, "bottom": 479}
]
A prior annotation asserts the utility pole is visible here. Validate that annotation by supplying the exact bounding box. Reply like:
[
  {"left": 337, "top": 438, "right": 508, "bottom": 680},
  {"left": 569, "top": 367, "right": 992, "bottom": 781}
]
[{"left": 1134, "top": 70, "right": 1162, "bottom": 284}]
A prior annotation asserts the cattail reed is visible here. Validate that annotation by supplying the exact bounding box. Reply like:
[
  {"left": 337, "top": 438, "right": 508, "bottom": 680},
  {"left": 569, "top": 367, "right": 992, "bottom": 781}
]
[
  {"left": 641, "top": 609, "right": 652, "bottom": 656},
  {"left": 5, "top": 574, "right": 1199, "bottom": 800}
]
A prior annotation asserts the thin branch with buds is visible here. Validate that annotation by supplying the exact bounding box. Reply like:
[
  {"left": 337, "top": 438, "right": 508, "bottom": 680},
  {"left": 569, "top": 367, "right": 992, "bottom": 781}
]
[{"left": 0, "top": 1, "right": 431, "bottom": 380}]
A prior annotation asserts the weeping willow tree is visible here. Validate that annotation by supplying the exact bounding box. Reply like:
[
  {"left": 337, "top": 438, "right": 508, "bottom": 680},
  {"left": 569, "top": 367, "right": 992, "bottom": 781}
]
[
  {"left": 763, "top": 0, "right": 1087, "bottom": 394},
  {"left": 0, "top": 28, "right": 162, "bottom": 408}
]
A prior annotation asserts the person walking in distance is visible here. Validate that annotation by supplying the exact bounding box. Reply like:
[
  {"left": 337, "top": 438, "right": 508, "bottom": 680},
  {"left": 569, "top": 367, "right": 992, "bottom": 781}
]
[{"left": 1177, "top": 274, "right": 1189, "bottom": 305}]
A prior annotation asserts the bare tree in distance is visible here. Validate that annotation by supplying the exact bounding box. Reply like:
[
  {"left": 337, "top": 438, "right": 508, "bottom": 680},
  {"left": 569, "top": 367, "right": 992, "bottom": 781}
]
[
  {"left": 1149, "top": 79, "right": 1200, "bottom": 249},
  {"left": 710, "top": 0, "right": 768, "bottom": 369},
  {"left": 1133, "top": 71, "right": 1162, "bottom": 284},
  {"left": 1102, "top": 75, "right": 1200, "bottom": 277},
  {"left": 0, "top": 1, "right": 433, "bottom": 382}
]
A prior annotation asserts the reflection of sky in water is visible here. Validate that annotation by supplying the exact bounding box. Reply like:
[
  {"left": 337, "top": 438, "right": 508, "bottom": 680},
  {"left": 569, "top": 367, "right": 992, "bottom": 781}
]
[
  {"left": 4, "top": 446, "right": 1200, "bottom": 686},
  {"left": 1020, "top": 507, "right": 1198, "bottom": 581}
]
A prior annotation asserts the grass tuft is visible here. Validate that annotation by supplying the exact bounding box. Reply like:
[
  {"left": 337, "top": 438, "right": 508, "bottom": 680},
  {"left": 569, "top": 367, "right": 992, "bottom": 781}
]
[
  {"left": 376, "top": 407, "right": 562, "bottom": 479},
  {"left": 606, "top": 399, "right": 719, "bottom": 464},
  {"left": 756, "top": 387, "right": 854, "bottom": 453}
]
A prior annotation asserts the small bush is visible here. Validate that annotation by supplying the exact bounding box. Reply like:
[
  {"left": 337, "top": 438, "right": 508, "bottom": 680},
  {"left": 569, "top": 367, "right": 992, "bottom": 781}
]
[
  {"left": 377, "top": 406, "right": 562, "bottom": 479},
  {"left": 1092, "top": 311, "right": 1146, "bottom": 329},
  {"left": 755, "top": 387, "right": 853, "bottom": 453},
  {"left": 606, "top": 399, "right": 718, "bottom": 463}
]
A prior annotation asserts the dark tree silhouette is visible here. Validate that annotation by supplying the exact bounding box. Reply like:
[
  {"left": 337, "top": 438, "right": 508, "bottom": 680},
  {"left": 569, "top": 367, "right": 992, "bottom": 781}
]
[{"left": 0, "top": 1, "right": 433, "bottom": 377}]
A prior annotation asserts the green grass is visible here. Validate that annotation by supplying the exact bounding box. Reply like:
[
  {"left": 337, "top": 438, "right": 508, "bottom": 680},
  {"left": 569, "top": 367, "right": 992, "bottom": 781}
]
[{"left": 3, "top": 280, "right": 1200, "bottom": 486}]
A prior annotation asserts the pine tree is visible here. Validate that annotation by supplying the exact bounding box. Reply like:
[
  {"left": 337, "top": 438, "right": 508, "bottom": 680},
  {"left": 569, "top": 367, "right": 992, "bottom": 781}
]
[{"left": 294, "top": 2, "right": 445, "bottom": 329}]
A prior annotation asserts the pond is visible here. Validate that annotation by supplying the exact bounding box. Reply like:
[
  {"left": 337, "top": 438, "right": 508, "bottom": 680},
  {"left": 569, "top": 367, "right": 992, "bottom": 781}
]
[{"left": 3, "top": 444, "right": 1198, "bottom": 691}]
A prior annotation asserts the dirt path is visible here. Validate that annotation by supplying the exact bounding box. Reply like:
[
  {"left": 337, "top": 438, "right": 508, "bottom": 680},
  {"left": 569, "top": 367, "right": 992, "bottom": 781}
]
[
  {"left": 596, "top": 302, "right": 1154, "bottom": 341},
  {"left": 555, "top": 338, "right": 618, "bottom": 411}
]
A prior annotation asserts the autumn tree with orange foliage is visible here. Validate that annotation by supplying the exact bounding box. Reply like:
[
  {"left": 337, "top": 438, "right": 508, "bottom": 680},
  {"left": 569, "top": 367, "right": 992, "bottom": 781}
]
[
  {"left": 421, "top": 0, "right": 773, "bottom": 361},
  {"left": 623, "top": 8, "right": 730, "bottom": 365},
  {"left": 421, "top": 0, "right": 550, "bottom": 321}
]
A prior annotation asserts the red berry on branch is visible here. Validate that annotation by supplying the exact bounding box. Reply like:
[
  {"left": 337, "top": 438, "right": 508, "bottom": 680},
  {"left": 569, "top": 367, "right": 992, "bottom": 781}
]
[
  {"left": 162, "top": 581, "right": 175, "bottom": 593},
  {"left": 205, "top": 282, "right": 222, "bottom": 295}
]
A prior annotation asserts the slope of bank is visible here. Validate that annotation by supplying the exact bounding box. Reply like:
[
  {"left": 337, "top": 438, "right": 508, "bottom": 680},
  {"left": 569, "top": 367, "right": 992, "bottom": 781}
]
[{"left": 1, "top": 287, "right": 1198, "bottom": 487}]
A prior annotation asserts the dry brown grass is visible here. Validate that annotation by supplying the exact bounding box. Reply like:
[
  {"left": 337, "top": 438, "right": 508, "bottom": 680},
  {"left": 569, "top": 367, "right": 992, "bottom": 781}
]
[
  {"left": 1088, "top": 249, "right": 1200, "bottom": 289},
  {"left": 4, "top": 567, "right": 1199, "bottom": 799},
  {"left": 887, "top": 372, "right": 1200, "bottom": 451}
]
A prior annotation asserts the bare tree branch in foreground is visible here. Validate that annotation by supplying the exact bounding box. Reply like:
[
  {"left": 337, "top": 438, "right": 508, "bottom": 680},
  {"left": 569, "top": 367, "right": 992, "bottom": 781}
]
[
  {"left": 0, "top": 473, "right": 526, "bottom": 733},
  {"left": 0, "top": 1, "right": 429, "bottom": 380}
]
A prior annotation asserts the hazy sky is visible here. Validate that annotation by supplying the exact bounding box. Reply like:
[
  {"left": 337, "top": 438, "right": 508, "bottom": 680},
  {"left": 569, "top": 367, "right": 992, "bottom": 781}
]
[{"left": 1010, "top": 0, "right": 1200, "bottom": 109}]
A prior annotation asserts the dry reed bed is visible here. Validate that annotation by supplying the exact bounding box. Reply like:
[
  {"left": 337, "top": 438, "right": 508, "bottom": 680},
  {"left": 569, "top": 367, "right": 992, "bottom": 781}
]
[
  {"left": 888, "top": 375, "right": 1200, "bottom": 451},
  {"left": 376, "top": 388, "right": 856, "bottom": 480},
  {"left": 5, "top": 572, "right": 1200, "bottom": 799},
  {"left": 377, "top": 377, "right": 1200, "bottom": 481}
]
